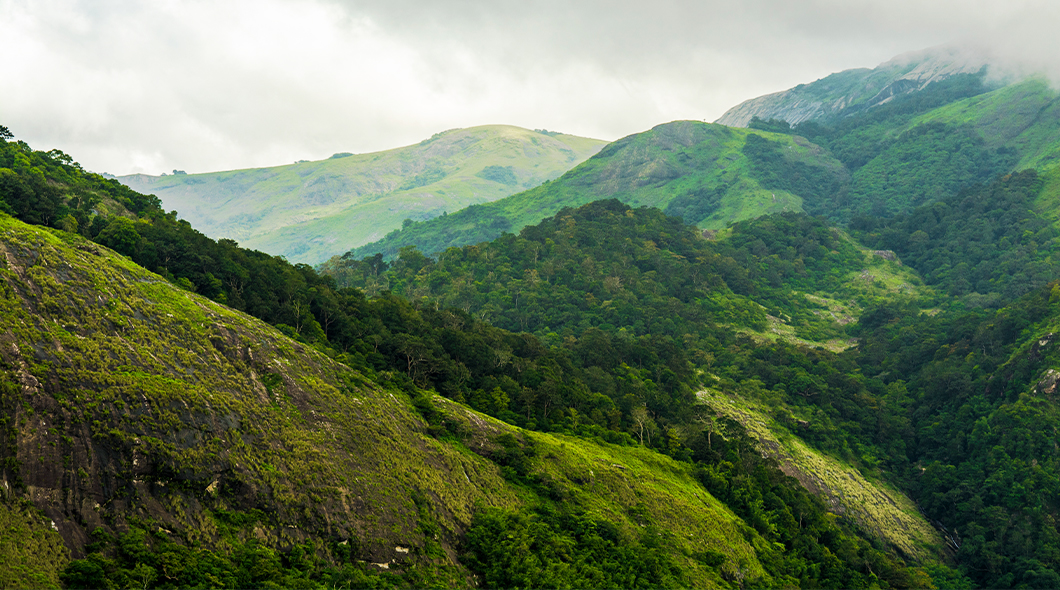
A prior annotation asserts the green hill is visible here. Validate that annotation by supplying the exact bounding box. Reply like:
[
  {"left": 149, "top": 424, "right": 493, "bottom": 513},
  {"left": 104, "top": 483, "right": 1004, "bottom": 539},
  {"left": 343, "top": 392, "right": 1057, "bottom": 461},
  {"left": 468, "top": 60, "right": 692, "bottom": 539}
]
[
  {"left": 118, "top": 125, "right": 606, "bottom": 264},
  {"left": 341, "top": 65, "right": 1044, "bottom": 262},
  {"left": 342, "top": 121, "right": 847, "bottom": 260},
  {"left": 907, "top": 77, "right": 1060, "bottom": 170}
]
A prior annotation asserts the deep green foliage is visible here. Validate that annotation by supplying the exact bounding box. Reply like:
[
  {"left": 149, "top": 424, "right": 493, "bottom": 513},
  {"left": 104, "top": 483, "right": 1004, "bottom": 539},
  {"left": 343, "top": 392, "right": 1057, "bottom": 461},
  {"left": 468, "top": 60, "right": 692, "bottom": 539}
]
[
  {"left": 662, "top": 182, "right": 726, "bottom": 222},
  {"left": 464, "top": 506, "right": 689, "bottom": 589},
  {"left": 0, "top": 139, "right": 158, "bottom": 231},
  {"left": 857, "top": 170, "right": 1059, "bottom": 303},
  {"left": 744, "top": 118, "right": 1016, "bottom": 221},
  {"left": 851, "top": 283, "right": 1060, "bottom": 588},
  {"left": 769, "top": 73, "right": 1018, "bottom": 220},
  {"left": 715, "top": 212, "right": 866, "bottom": 336},
  {"left": 61, "top": 522, "right": 398, "bottom": 590},
  {"left": 689, "top": 417, "right": 929, "bottom": 589},
  {"left": 714, "top": 338, "right": 912, "bottom": 469},
  {"left": 323, "top": 202, "right": 885, "bottom": 444},
  {"left": 476, "top": 165, "right": 518, "bottom": 186},
  {"left": 845, "top": 123, "right": 1017, "bottom": 217},
  {"left": 747, "top": 117, "right": 793, "bottom": 134},
  {"left": 742, "top": 133, "right": 848, "bottom": 211}
]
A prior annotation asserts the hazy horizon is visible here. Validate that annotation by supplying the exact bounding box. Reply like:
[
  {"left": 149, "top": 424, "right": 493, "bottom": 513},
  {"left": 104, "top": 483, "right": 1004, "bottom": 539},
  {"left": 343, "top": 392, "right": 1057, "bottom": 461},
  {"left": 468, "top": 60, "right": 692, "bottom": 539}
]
[{"left": 2, "top": 0, "right": 1057, "bottom": 176}]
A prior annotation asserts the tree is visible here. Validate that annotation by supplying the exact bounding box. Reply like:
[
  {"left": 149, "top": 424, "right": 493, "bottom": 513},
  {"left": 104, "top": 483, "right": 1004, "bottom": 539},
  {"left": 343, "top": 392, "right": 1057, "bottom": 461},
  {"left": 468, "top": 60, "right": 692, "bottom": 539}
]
[
  {"left": 0, "top": 125, "right": 12, "bottom": 140},
  {"left": 96, "top": 217, "right": 142, "bottom": 257},
  {"left": 631, "top": 405, "right": 658, "bottom": 446}
]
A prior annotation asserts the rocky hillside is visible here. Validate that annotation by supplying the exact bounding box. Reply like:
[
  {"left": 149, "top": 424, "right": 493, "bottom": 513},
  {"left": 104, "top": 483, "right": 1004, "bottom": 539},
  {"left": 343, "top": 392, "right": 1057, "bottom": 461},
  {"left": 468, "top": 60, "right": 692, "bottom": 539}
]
[
  {"left": 715, "top": 46, "right": 992, "bottom": 127},
  {"left": 118, "top": 125, "right": 605, "bottom": 264}
]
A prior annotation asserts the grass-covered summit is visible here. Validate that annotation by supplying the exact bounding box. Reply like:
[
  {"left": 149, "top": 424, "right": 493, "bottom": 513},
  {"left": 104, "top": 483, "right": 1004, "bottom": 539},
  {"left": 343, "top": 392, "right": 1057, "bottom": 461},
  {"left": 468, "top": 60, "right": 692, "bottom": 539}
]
[{"left": 118, "top": 125, "right": 605, "bottom": 264}]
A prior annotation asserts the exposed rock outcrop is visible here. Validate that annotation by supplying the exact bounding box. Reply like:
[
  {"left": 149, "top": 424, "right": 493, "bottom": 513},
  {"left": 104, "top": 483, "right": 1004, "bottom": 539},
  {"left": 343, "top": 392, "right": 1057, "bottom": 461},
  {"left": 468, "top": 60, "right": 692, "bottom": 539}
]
[{"left": 716, "top": 45, "right": 992, "bottom": 128}]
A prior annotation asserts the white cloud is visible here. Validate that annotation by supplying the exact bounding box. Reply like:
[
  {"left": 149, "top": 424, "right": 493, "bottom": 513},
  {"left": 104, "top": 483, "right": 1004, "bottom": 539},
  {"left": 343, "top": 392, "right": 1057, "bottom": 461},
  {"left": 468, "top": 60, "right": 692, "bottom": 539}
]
[{"left": 1, "top": 0, "right": 1057, "bottom": 175}]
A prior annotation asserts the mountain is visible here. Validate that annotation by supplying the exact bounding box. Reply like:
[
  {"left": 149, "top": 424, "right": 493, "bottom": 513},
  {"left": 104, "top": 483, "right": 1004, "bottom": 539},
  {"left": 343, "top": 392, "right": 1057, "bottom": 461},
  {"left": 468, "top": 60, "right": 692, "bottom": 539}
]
[
  {"left": 342, "top": 121, "right": 847, "bottom": 260},
  {"left": 335, "top": 48, "right": 1060, "bottom": 262},
  {"left": 118, "top": 125, "right": 606, "bottom": 264},
  {"left": 715, "top": 45, "right": 994, "bottom": 127}
]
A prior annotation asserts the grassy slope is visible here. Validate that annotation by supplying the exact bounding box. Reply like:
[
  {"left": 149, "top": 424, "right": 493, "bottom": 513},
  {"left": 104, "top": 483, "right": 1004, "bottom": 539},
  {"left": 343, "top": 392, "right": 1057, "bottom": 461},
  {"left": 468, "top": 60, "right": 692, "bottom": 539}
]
[
  {"left": 346, "top": 121, "right": 845, "bottom": 260},
  {"left": 0, "top": 214, "right": 770, "bottom": 587},
  {"left": 1035, "top": 164, "right": 1060, "bottom": 219},
  {"left": 0, "top": 500, "right": 68, "bottom": 589},
  {"left": 118, "top": 125, "right": 605, "bottom": 264},
  {"left": 736, "top": 233, "right": 933, "bottom": 352},
  {"left": 909, "top": 78, "right": 1060, "bottom": 170},
  {"left": 696, "top": 390, "right": 945, "bottom": 562}
]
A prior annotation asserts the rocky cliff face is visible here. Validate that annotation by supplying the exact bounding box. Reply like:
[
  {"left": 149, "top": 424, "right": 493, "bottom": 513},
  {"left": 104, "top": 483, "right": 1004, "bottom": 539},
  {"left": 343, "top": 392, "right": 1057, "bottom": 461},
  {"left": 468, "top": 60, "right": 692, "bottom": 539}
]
[{"left": 716, "top": 46, "right": 992, "bottom": 128}]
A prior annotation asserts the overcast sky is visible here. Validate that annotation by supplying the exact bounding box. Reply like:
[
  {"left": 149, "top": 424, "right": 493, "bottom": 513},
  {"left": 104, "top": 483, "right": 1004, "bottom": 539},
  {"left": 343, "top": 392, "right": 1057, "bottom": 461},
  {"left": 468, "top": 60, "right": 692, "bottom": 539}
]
[{"left": 1, "top": 0, "right": 1057, "bottom": 176}]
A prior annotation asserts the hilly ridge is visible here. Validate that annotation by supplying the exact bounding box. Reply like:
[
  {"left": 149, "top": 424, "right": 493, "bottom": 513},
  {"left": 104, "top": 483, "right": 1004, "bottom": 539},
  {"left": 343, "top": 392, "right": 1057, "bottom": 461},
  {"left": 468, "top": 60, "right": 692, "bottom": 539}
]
[
  {"left": 715, "top": 46, "right": 994, "bottom": 127},
  {"left": 119, "top": 125, "right": 606, "bottom": 264},
  {"left": 341, "top": 121, "right": 845, "bottom": 260},
  {"left": 341, "top": 49, "right": 1060, "bottom": 263}
]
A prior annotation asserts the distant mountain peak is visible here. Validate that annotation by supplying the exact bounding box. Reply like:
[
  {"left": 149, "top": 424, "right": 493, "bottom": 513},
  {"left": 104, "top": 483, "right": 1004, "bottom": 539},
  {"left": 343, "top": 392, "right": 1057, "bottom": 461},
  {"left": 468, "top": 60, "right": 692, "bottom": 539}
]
[
  {"left": 716, "top": 45, "right": 993, "bottom": 128},
  {"left": 117, "top": 124, "right": 605, "bottom": 264}
]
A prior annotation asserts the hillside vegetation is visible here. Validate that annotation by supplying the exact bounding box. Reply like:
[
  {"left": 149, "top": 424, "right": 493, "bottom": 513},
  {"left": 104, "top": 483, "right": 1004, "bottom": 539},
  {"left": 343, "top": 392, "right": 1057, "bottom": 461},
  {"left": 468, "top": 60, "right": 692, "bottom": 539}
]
[
  {"left": 908, "top": 78, "right": 1060, "bottom": 170},
  {"left": 118, "top": 125, "right": 605, "bottom": 264},
  {"left": 0, "top": 179, "right": 779, "bottom": 588},
  {"left": 330, "top": 165, "right": 1060, "bottom": 587}
]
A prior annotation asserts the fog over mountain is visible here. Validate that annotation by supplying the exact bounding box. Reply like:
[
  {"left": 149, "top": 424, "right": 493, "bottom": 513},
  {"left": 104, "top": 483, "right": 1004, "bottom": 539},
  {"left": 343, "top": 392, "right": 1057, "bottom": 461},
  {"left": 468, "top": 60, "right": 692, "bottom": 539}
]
[{"left": 1, "top": 0, "right": 1057, "bottom": 175}]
